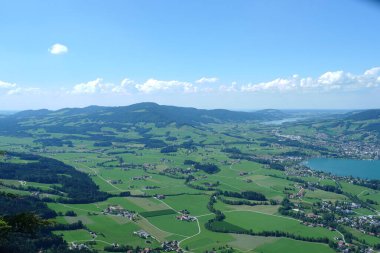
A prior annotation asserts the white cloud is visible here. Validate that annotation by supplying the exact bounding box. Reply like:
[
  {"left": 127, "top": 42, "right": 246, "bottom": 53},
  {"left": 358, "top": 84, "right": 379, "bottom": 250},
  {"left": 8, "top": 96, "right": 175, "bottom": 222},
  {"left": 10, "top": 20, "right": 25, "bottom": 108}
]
[
  {"left": 71, "top": 78, "right": 107, "bottom": 94},
  {"left": 120, "top": 78, "right": 135, "bottom": 87},
  {"left": 70, "top": 78, "right": 198, "bottom": 94},
  {"left": 49, "top": 43, "right": 68, "bottom": 55},
  {"left": 241, "top": 67, "right": 380, "bottom": 93},
  {"left": 7, "top": 87, "right": 41, "bottom": 95},
  {"left": 364, "top": 67, "right": 380, "bottom": 76},
  {"left": 0, "top": 80, "right": 40, "bottom": 95},
  {"left": 219, "top": 83, "right": 238, "bottom": 92},
  {"left": 241, "top": 77, "right": 298, "bottom": 92},
  {"left": 109, "top": 79, "right": 135, "bottom": 94},
  {"left": 67, "top": 67, "right": 380, "bottom": 96},
  {"left": 71, "top": 78, "right": 127, "bottom": 95},
  {"left": 135, "top": 79, "right": 197, "bottom": 93},
  {"left": 0, "top": 80, "right": 17, "bottom": 89},
  {"left": 195, "top": 77, "right": 218, "bottom": 84}
]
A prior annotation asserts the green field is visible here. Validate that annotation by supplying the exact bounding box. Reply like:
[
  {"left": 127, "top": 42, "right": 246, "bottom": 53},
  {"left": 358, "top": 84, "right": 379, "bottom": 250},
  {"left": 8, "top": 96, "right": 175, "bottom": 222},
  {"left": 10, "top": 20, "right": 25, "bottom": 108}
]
[
  {"left": 223, "top": 211, "right": 340, "bottom": 239},
  {"left": 255, "top": 238, "right": 336, "bottom": 253},
  {"left": 139, "top": 209, "right": 177, "bottom": 218}
]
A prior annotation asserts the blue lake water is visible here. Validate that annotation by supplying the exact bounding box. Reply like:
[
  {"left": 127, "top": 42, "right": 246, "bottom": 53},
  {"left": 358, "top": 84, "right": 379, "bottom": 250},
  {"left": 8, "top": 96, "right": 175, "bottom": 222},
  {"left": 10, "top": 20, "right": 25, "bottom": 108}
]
[
  {"left": 261, "top": 117, "right": 304, "bottom": 125},
  {"left": 304, "top": 158, "right": 380, "bottom": 179}
]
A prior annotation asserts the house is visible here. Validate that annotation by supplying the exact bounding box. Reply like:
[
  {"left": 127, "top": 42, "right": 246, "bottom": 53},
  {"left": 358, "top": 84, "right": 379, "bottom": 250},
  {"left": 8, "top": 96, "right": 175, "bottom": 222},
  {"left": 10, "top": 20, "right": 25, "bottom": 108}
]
[
  {"left": 176, "top": 214, "right": 196, "bottom": 222},
  {"left": 155, "top": 194, "right": 166, "bottom": 200},
  {"left": 134, "top": 230, "right": 150, "bottom": 239},
  {"left": 70, "top": 242, "right": 88, "bottom": 250},
  {"left": 161, "top": 241, "right": 182, "bottom": 252}
]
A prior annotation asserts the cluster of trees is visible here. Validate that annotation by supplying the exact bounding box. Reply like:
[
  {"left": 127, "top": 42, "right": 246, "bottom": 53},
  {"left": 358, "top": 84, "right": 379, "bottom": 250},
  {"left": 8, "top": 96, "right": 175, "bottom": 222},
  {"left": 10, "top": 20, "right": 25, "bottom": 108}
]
[
  {"left": 49, "top": 220, "right": 85, "bottom": 231},
  {"left": 221, "top": 147, "right": 242, "bottom": 154},
  {"left": 185, "top": 176, "right": 216, "bottom": 191},
  {"left": 165, "top": 136, "right": 177, "bottom": 141},
  {"left": 0, "top": 192, "right": 90, "bottom": 253},
  {"left": 179, "top": 139, "right": 198, "bottom": 150},
  {"left": 218, "top": 196, "right": 268, "bottom": 206},
  {"left": 184, "top": 160, "right": 220, "bottom": 174},
  {"left": 0, "top": 192, "right": 56, "bottom": 219},
  {"left": 65, "top": 210, "right": 77, "bottom": 217},
  {"left": 93, "top": 141, "right": 113, "bottom": 147},
  {"left": 0, "top": 213, "right": 91, "bottom": 253},
  {"left": 160, "top": 146, "right": 178, "bottom": 153},
  {"left": 34, "top": 138, "right": 73, "bottom": 147},
  {"left": 318, "top": 184, "right": 343, "bottom": 194},
  {"left": 141, "top": 138, "right": 167, "bottom": 148},
  {"left": 119, "top": 191, "right": 131, "bottom": 197},
  {"left": 220, "top": 190, "right": 267, "bottom": 201},
  {"left": 0, "top": 152, "right": 109, "bottom": 203},
  {"left": 354, "top": 179, "right": 380, "bottom": 190},
  {"left": 104, "top": 245, "right": 162, "bottom": 252}
]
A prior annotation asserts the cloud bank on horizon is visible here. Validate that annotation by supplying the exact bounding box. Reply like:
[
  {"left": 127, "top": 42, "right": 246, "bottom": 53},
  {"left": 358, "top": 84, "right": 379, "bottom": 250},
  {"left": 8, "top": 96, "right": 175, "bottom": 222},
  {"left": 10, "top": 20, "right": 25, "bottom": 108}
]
[
  {"left": 1, "top": 67, "right": 380, "bottom": 110},
  {"left": 1, "top": 67, "right": 379, "bottom": 95}
]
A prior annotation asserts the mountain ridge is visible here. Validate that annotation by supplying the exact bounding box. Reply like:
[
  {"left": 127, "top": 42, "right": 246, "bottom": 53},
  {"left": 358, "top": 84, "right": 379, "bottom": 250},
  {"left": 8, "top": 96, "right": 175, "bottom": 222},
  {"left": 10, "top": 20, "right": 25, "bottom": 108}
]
[{"left": 9, "top": 102, "right": 289, "bottom": 125}]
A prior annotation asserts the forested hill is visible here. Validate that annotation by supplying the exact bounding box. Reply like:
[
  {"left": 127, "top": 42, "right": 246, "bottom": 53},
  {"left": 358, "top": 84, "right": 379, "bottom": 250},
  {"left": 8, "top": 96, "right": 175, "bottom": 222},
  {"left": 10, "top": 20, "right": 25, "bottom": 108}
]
[
  {"left": 344, "top": 109, "right": 380, "bottom": 121},
  {"left": 0, "top": 103, "right": 289, "bottom": 132},
  {"left": 10, "top": 102, "right": 288, "bottom": 125}
]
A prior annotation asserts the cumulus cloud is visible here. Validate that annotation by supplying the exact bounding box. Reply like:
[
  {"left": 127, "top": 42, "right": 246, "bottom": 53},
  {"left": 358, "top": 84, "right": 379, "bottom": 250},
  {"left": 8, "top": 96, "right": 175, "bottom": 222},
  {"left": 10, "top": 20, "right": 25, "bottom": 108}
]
[
  {"left": 364, "top": 67, "right": 380, "bottom": 76},
  {"left": 135, "top": 79, "right": 197, "bottom": 93},
  {"left": 67, "top": 67, "right": 380, "bottom": 96},
  {"left": 49, "top": 43, "right": 68, "bottom": 55},
  {"left": 241, "top": 67, "right": 380, "bottom": 93},
  {"left": 71, "top": 78, "right": 114, "bottom": 94},
  {"left": 219, "top": 83, "right": 238, "bottom": 92},
  {"left": 0, "top": 80, "right": 17, "bottom": 89},
  {"left": 195, "top": 77, "right": 218, "bottom": 84},
  {"left": 0, "top": 80, "right": 41, "bottom": 95},
  {"left": 7, "top": 87, "right": 41, "bottom": 95},
  {"left": 70, "top": 78, "right": 197, "bottom": 94}
]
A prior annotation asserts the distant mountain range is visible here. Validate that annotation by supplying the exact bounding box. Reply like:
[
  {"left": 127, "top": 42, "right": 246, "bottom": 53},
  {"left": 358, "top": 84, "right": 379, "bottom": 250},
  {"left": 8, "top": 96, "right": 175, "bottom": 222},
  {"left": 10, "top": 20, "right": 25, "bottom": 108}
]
[
  {"left": 0, "top": 103, "right": 379, "bottom": 138},
  {"left": 0, "top": 102, "right": 380, "bottom": 133},
  {"left": 9, "top": 102, "right": 290, "bottom": 125}
]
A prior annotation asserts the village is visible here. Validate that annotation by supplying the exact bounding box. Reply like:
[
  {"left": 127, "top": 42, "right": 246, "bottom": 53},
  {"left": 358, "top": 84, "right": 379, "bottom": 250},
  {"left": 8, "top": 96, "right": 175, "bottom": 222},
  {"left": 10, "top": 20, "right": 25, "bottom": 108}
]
[
  {"left": 337, "top": 215, "right": 380, "bottom": 237},
  {"left": 102, "top": 205, "right": 137, "bottom": 220}
]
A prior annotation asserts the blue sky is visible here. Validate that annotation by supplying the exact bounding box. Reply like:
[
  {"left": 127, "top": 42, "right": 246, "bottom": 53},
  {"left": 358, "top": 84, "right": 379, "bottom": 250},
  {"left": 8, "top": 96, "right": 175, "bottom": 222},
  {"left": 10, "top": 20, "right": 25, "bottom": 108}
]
[{"left": 0, "top": 0, "right": 380, "bottom": 110}]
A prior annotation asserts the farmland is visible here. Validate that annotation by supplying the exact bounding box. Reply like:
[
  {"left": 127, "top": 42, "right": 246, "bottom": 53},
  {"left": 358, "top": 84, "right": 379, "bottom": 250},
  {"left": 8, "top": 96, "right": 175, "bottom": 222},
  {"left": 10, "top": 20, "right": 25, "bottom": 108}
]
[{"left": 0, "top": 104, "right": 380, "bottom": 252}]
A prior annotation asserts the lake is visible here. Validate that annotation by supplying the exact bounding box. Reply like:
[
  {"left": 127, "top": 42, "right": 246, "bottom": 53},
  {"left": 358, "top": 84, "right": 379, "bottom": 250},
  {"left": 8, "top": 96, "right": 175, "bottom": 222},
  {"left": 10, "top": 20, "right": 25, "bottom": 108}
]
[
  {"left": 304, "top": 158, "right": 380, "bottom": 179},
  {"left": 261, "top": 117, "right": 305, "bottom": 125}
]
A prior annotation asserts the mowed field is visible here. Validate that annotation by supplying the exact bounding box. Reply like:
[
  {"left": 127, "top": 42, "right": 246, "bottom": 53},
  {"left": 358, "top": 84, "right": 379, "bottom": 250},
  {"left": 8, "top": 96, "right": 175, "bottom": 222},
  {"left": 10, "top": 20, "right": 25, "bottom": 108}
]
[
  {"left": 222, "top": 211, "right": 340, "bottom": 239},
  {"left": 254, "top": 238, "right": 336, "bottom": 253}
]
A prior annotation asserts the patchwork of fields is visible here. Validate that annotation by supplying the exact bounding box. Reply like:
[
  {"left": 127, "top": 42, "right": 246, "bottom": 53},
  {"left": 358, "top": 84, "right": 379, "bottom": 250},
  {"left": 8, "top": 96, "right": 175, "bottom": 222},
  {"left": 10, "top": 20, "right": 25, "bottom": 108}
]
[{"left": 1, "top": 108, "right": 380, "bottom": 253}]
